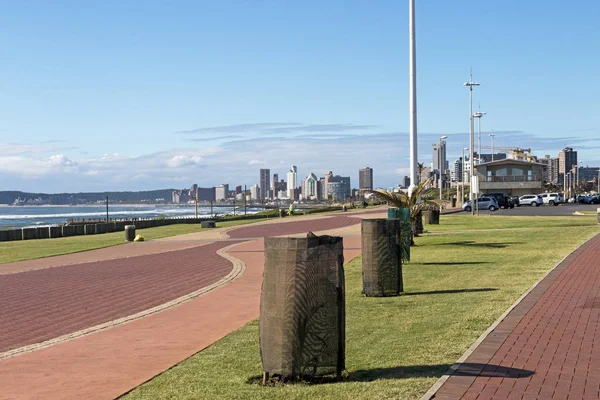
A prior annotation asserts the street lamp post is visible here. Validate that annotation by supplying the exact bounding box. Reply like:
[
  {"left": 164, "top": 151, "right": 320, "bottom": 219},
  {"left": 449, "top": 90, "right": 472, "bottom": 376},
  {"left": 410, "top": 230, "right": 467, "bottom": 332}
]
[
  {"left": 473, "top": 108, "right": 486, "bottom": 164},
  {"left": 464, "top": 73, "right": 480, "bottom": 214},
  {"left": 462, "top": 147, "right": 468, "bottom": 204},
  {"left": 408, "top": 0, "right": 418, "bottom": 197},
  {"left": 438, "top": 136, "right": 448, "bottom": 206},
  {"left": 489, "top": 132, "right": 497, "bottom": 162}
]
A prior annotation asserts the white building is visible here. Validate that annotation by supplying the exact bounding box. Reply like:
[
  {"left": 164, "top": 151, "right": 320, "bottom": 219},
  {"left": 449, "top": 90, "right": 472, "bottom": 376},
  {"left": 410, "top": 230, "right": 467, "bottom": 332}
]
[
  {"left": 250, "top": 185, "right": 260, "bottom": 201},
  {"left": 215, "top": 184, "right": 229, "bottom": 201},
  {"left": 302, "top": 172, "right": 319, "bottom": 200},
  {"left": 287, "top": 165, "right": 297, "bottom": 198}
]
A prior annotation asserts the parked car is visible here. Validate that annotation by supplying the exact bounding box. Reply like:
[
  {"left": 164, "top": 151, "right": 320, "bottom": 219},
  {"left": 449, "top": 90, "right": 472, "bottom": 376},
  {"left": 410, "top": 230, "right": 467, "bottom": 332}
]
[
  {"left": 519, "top": 194, "right": 543, "bottom": 207},
  {"left": 509, "top": 196, "right": 520, "bottom": 207},
  {"left": 462, "top": 196, "right": 499, "bottom": 212},
  {"left": 589, "top": 194, "right": 600, "bottom": 204},
  {"left": 485, "top": 192, "right": 514, "bottom": 209},
  {"left": 538, "top": 192, "right": 563, "bottom": 206}
]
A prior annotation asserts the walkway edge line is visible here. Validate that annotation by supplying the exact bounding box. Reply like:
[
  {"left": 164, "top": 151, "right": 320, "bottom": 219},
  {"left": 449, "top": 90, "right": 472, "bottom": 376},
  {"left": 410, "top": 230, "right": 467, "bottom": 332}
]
[
  {"left": 0, "top": 241, "right": 248, "bottom": 361},
  {"left": 419, "top": 231, "right": 599, "bottom": 400}
]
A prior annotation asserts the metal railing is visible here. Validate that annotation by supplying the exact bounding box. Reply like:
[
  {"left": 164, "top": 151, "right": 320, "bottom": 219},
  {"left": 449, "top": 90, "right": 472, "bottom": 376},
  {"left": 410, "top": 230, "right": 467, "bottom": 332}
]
[{"left": 482, "top": 175, "right": 542, "bottom": 183}]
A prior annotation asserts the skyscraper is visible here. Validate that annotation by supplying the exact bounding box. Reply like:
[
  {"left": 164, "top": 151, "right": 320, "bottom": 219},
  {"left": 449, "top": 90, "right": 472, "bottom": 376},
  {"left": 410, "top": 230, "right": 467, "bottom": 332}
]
[
  {"left": 215, "top": 184, "right": 229, "bottom": 201},
  {"left": 259, "top": 169, "right": 270, "bottom": 200},
  {"left": 272, "top": 173, "right": 279, "bottom": 198},
  {"left": 250, "top": 185, "right": 260, "bottom": 200},
  {"left": 539, "top": 155, "right": 559, "bottom": 184},
  {"left": 302, "top": 173, "right": 319, "bottom": 199},
  {"left": 558, "top": 147, "right": 577, "bottom": 185},
  {"left": 454, "top": 158, "right": 464, "bottom": 182},
  {"left": 432, "top": 141, "right": 447, "bottom": 173},
  {"left": 359, "top": 167, "right": 373, "bottom": 191},
  {"left": 402, "top": 176, "right": 411, "bottom": 188},
  {"left": 287, "top": 165, "right": 297, "bottom": 198}
]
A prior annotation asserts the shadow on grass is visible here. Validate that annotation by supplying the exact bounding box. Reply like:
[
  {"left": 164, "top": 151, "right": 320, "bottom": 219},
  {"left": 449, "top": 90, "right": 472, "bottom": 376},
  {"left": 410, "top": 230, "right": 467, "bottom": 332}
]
[
  {"left": 401, "top": 288, "right": 498, "bottom": 296},
  {"left": 411, "top": 261, "right": 491, "bottom": 266},
  {"left": 247, "top": 363, "right": 533, "bottom": 386},
  {"left": 438, "top": 241, "right": 523, "bottom": 248}
]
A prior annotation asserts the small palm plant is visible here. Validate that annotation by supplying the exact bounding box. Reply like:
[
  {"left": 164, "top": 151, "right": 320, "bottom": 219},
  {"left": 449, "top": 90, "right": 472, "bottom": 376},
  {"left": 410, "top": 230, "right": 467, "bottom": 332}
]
[{"left": 368, "top": 176, "right": 441, "bottom": 245}]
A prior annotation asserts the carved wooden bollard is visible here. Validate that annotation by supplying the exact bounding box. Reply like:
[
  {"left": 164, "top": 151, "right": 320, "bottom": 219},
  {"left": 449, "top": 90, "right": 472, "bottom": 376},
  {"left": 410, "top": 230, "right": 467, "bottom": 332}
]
[
  {"left": 260, "top": 233, "right": 345, "bottom": 381},
  {"left": 361, "top": 219, "right": 403, "bottom": 297}
]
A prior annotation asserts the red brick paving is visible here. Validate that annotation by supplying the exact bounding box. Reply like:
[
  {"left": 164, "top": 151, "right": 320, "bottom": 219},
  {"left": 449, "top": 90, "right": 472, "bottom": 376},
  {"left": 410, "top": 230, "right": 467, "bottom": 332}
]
[
  {"left": 0, "top": 213, "right": 366, "bottom": 355},
  {"left": 0, "top": 241, "right": 236, "bottom": 353},
  {"left": 429, "top": 233, "right": 600, "bottom": 400},
  {"left": 0, "top": 240, "right": 209, "bottom": 275},
  {"left": 227, "top": 214, "right": 364, "bottom": 238},
  {"left": 0, "top": 217, "right": 364, "bottom": 400}
]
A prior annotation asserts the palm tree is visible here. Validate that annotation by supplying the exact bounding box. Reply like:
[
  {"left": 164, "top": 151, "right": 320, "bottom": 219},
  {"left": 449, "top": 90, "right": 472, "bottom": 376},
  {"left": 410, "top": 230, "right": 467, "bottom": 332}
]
[{"left": 369, "top": 177, "right": 440, "bottom": 245}]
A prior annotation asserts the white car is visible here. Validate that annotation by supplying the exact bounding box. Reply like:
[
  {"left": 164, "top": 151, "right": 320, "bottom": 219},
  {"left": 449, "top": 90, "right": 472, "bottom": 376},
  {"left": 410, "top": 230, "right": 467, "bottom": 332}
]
[
  {"left": 462, "top": 196, "right": 499, "bottom": 212},
  {"left": 519, "top": 194, "right": 543, "bottom": 207},
  {"left": 538, "top": 192, "right": 563, "bottom": 206}
]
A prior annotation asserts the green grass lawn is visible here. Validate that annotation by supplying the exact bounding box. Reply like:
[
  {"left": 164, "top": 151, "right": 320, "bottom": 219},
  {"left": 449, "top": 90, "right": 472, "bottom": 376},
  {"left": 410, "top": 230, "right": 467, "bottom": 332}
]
[
  {"left": 428, "top": 214, "right": 598, "bottom": 232},
  {"left": 0, "top": 220, "right": 257, "bottom": 264},
  {"left": 578, "top": 210, "right": 599, "bottom": 215},
  {"left": 121, "top": 217, "right": 599, "bottom": 400}
]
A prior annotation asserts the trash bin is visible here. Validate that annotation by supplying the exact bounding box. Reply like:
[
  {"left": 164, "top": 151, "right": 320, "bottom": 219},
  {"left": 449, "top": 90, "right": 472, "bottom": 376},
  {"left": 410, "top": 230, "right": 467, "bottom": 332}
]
[
  {"left": 451, "top": 197, "right": 457, "bottom": 208},
  {"left": 124, "top": 225, "right": 136, "bottom": 241}
]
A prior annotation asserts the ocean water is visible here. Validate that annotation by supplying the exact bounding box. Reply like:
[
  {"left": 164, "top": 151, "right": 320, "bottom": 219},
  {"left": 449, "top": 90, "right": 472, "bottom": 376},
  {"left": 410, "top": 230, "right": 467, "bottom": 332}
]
[{"left": 0, "top": 205, "right": 257, "bottom": 229}]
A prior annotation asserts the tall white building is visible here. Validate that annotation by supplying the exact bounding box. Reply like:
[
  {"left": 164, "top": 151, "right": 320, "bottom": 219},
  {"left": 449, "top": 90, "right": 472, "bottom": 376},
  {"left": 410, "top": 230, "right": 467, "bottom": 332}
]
[
  {"left": 302, "top": 172, "right": 319, "bottom": 200},
  {"left": 432, "top": 141, "right": 447, "bottom": 173},
  {"left": 287, "top": 165, "right": 297, "bottom": 198},
  {"left": 250, "top": 184, "right": 260, "bottom": 201},
  {"left": 215, "top": 184, "right": 229, "bottom": 201}
]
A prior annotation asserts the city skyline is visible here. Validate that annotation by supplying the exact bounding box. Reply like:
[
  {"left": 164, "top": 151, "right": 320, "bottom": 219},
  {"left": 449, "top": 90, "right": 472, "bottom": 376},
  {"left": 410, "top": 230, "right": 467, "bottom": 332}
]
[{"left": 1, "top": 2, "right": 599, "bottom": 192}]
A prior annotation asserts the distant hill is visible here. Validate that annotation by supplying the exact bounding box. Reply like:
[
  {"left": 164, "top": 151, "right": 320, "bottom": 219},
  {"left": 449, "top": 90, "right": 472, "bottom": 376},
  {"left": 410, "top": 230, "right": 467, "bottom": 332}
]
[{"left": 0, "top": 189, "right": 176, "bottom": 205}]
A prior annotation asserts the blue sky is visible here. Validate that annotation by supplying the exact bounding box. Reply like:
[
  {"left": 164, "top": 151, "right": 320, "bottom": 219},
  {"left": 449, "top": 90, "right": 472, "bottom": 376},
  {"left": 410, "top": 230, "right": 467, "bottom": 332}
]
[{"left": 1, "top": 0, "right": 599, "bottom": 192}]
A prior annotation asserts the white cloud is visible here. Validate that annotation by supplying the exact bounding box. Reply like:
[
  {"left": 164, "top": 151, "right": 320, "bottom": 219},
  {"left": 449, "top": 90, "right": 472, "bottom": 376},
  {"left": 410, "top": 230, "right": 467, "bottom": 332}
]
[
  {"left": 1, "top": 124, "right": 599, "bottom": 193},
  {"left": 47, "top": 154, "right": 76, "bottom": 167},
  {"left": 166, "top": 155, "right": 202, "bottom": 168}
]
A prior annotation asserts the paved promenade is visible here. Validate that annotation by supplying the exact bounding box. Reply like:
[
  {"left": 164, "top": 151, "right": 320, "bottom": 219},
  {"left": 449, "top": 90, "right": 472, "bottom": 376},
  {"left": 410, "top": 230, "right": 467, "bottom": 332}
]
[
  {"left": 0, "top": 210, "right": 374, "bottom": 400},
  {"left": 428, "top": 233, "right": 600, "bottom": 400}
]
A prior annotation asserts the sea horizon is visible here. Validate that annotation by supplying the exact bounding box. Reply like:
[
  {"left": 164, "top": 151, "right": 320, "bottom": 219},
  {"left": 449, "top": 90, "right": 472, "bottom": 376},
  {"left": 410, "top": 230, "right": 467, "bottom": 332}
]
[{"left": 0, "top": 204, "right": 260, "bottom": 230}]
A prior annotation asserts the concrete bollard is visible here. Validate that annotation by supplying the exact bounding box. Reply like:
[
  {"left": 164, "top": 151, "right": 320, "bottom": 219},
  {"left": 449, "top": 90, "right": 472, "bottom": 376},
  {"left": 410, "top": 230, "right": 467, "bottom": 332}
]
[
  {"left": 597, "top": 208, "right": 600, "bottom": 224},
  {"left": 201, "top": 221, "right": 216, "bottom": 228},
  {"left": 361, "top": 219, "right": 403, "bottom": 296},
  {"left": 260, "top": 233, "right": 345, "bottom": 380}
]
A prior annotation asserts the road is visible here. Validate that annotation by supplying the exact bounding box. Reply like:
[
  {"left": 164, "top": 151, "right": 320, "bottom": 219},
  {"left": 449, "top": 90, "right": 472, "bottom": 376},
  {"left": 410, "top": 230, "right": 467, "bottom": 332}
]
[{"left": 458, "top": 203, "right": 599, "bottom": 217}]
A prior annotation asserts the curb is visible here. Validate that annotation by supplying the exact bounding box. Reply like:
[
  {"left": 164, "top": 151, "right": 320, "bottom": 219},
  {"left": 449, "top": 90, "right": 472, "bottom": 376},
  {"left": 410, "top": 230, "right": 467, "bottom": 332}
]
[
  {"left": 419, "top": 231, "right": 599, "bottom": 400},
  {"left": 0, "top": 241, "right": 247, "bottom": 361}
]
